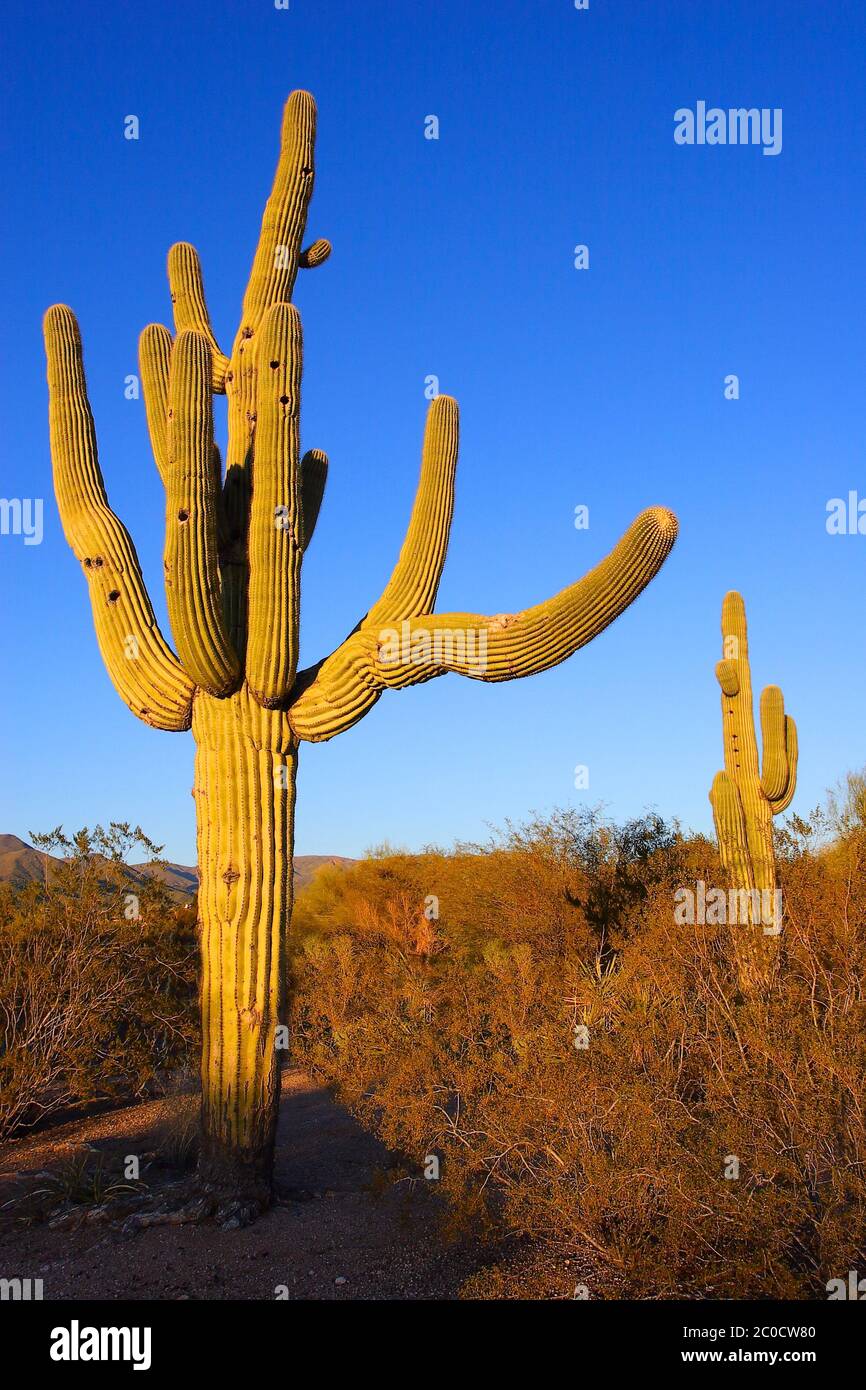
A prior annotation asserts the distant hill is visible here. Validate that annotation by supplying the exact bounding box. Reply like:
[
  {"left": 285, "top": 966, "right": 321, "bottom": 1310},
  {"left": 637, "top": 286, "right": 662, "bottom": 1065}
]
[{"left": 0, "top": 834, "right": 354, "bottom": 900}]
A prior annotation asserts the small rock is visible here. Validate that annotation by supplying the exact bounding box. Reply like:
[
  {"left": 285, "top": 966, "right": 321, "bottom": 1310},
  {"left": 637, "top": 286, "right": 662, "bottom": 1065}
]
[{"left": 334, "top": 1276, "right": 348, "bottom": 1286}]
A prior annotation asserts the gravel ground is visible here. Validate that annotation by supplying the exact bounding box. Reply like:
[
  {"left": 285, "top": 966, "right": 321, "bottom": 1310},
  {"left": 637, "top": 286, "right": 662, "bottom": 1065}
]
[{"left": 0, "top": 1070, "right": 594, "bottom": 1301}]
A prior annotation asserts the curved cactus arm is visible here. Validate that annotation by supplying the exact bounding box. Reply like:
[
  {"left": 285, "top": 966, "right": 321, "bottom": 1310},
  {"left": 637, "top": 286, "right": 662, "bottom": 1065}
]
[
  {"left": 43, "top": 305, "right": 195, "bottom": 730},
  {"left": 759, "top": 685, "right": 790, "bottom": 803},
  {"left": 164, "top": 331, "right": 240, "bottom": 696},
  {"left": 236, "top": 90, "right": 327, "bottom": 336},
  {"left": 167, "top": 243, "right": 229, "bottom": 391},
  {"left": 300, "top": 449, "right": 328, "bottom": 551},
  {"left": 288, "top": 504, "right": 678, "bottom": 742},
  {"left": 245, "top": 305, "right": 303, "bottom": 707},
  {"left": 768, "top": 714, "right": 798, "bottom": 814},
  {"left": 365, "top": 395, "right": 459, "bottom": 626},
  {"left": 710, "top": 771, "right": 755, "bottom": 889},
  {"left": 139, "top": 323, "right": 172, "bottom": 482}
]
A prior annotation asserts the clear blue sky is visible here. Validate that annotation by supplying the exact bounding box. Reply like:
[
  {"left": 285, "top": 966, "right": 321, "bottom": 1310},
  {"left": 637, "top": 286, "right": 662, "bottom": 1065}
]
[{"left": 2, "top": 0, "right": 865, "bottom": 863}]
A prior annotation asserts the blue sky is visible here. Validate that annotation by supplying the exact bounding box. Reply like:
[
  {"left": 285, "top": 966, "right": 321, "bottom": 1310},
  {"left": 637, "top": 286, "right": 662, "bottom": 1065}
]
[{"left": 2, "top": 0, "right": 865, "bottom": 863}]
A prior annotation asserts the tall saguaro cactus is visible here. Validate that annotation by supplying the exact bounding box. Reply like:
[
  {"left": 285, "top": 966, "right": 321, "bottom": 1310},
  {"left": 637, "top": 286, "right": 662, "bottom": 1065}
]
[
  {"left": 44, "top": 91, "right": 678, "bottom": 1222},
  {"left": 709, "top": 591, "right": 797, "bottom": 990}
]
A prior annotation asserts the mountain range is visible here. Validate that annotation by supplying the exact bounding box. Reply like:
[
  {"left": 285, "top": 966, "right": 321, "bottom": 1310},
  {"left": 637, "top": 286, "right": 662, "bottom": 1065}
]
[{"left": 0, "top": 834, "right": 353, "bottom": 900}]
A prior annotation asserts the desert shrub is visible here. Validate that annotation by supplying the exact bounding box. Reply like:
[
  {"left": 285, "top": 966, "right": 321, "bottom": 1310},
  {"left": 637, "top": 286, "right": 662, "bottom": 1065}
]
[
  {"left": 289, "top": 800, "right": 866, "bottom": 1298},
  {"left": 0, "top": 824, "right": 198, "bottom": 1139}
]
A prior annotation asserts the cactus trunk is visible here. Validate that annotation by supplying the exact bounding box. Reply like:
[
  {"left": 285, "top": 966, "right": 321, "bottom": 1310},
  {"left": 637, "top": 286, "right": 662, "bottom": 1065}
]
[{"left": 192, "top": 690, "right": 296, "bottom": 1205}]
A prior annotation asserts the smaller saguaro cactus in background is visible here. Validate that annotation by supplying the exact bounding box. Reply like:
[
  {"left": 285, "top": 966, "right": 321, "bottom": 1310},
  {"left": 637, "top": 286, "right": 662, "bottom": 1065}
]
[{"left": 709, "top": 591, "right": 797, "bottom": 989}]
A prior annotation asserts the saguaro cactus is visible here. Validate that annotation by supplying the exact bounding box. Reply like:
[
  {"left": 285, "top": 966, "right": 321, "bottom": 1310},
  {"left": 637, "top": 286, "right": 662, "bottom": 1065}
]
[
  {"left": 709, "top": 591, "right": 797, "bottom": 989},
  {"left": 44, "top": 91, "right": 678, "bottom": 1223}
]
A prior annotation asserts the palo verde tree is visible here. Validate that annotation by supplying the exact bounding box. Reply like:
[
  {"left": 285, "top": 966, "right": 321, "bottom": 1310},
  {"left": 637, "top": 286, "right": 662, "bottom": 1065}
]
[{"left": 44, "top": 92, "right": 678, "bottom": 1225}]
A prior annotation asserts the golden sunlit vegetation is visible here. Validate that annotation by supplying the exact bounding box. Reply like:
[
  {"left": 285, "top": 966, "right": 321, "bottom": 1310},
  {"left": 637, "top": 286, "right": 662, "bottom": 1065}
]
[
  {"left": 288, "top": 778, "right": 866, "bottom": 1298},
  {"left": 0, "top": 825, "right": 197, "bottom": 1139},
  {"left": 2, "top": 785, "right": 864, "bottom": 1297}
]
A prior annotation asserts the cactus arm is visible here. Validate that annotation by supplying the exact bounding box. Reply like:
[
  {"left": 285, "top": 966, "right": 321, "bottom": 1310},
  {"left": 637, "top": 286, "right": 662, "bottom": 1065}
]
[
  {"left": 164, "top": 331, "right": 240, "bottom": 696},
  {"left": 288, "top": 504, "right": 678, "bottom": 741},
  {"left": 299, "top": 238, "right": 332, "bottom": 269},
  {"left": 221, "top": 91, "right": 329, "bottom": 658},
  {"left": 167, "top": 243, "right": 229, "bottom": 390},
  {"left": 769, "top": 715, "right": 798, "bottom": 814},
  {"left": 287, "top": 636, "right": 382, "bottom": 742},
  {"left": 759, "top": 685, "right": 789, "bottom": 802},
  {"left": 43, "top": 305, "right": 195, "bottom": 730},
  {"left": 140, "top": 323, "right": 230, "bottom": 548},
  {"left": 300, "top": 448, "right": 328, "bottom": 551},
  {"left": 237, "top": 90, "right": 326, "bottom": 334},
  {"left": 715, "top": 658, "right": 739, "bottom": 697},
  {"left": 372, "top": 505, "right": 679, "bottom": 682},
  {"left": 245, "top": 305, "right": 303, "bottom": 707},
  {"left": 139, "top": 323, "right": 172, "bottom": 482},
  {"left": 365, "top": 395, "right": 459, "bottom": 625}
]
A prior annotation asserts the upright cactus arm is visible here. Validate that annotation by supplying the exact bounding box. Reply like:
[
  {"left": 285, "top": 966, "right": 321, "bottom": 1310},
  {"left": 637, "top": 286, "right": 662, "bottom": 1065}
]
[
  {"left": 245, "top": 304, "right": 303, "bottom": 707},
  {"left": 139, "top": 323, "right": 172, "bottom": 482},
  {"left": 167, "top": 243, "right": 229, "bottom": 391},
  {"left": 287, "top": 394, "right": 678, "bottom": 742},
  {"left": 43, "top": 305, "right": 195, "bottom": 730},
  {"left": 760, "top": 686, "right": 798, "bottom": 812},
  {"left": 236, "top": 89, "right": 329, "bottom": 337},
  {"left": 219, "top": 90, "right": 329, "bottom": 655},
  {"left": 163, "top": 331, "right": 240, "bottom": 696},
  {"left": 365, "top": 395, "right": 459, "bottom": 626}
]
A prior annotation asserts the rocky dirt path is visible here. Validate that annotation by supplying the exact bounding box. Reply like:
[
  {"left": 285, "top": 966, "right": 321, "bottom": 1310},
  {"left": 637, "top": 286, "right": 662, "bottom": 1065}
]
[{"left": 0, "top": 1070, "right": 510, "bottom": 1301}]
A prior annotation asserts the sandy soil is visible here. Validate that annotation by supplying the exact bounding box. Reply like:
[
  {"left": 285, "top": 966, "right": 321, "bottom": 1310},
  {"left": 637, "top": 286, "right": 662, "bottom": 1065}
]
[{"left": 0, "top": 1070, "right": 590, "bottom": 1301}]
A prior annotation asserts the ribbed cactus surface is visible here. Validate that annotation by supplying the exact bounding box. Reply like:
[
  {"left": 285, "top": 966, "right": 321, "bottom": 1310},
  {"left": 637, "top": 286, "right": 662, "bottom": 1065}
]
[
  {"left": 44, "top": 91, "right": 678, "bottom": 1218},
  {"left": 709, "top": 591, "right": 797, "bottom": 990}
]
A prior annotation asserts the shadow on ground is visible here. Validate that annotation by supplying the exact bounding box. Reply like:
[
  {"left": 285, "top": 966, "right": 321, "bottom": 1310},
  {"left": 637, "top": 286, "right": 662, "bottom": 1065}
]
[{"left": 0, "top": 1070, "right": 521, "bottom": 1300}]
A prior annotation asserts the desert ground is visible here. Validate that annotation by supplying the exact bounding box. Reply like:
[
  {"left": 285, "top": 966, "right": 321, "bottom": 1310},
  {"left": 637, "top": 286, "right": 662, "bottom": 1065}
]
[{"left": 0, "top": 1069, "right": 598, "bottom": 1301}]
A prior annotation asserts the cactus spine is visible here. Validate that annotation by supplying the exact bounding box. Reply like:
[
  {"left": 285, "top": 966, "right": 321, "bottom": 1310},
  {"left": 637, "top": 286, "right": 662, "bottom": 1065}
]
[
  {"left": 44, "top": 91, "right": 678, "bottom": 1219},
  {"left": 709, "top": 592, "right": 797, "bottom": 991}
]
